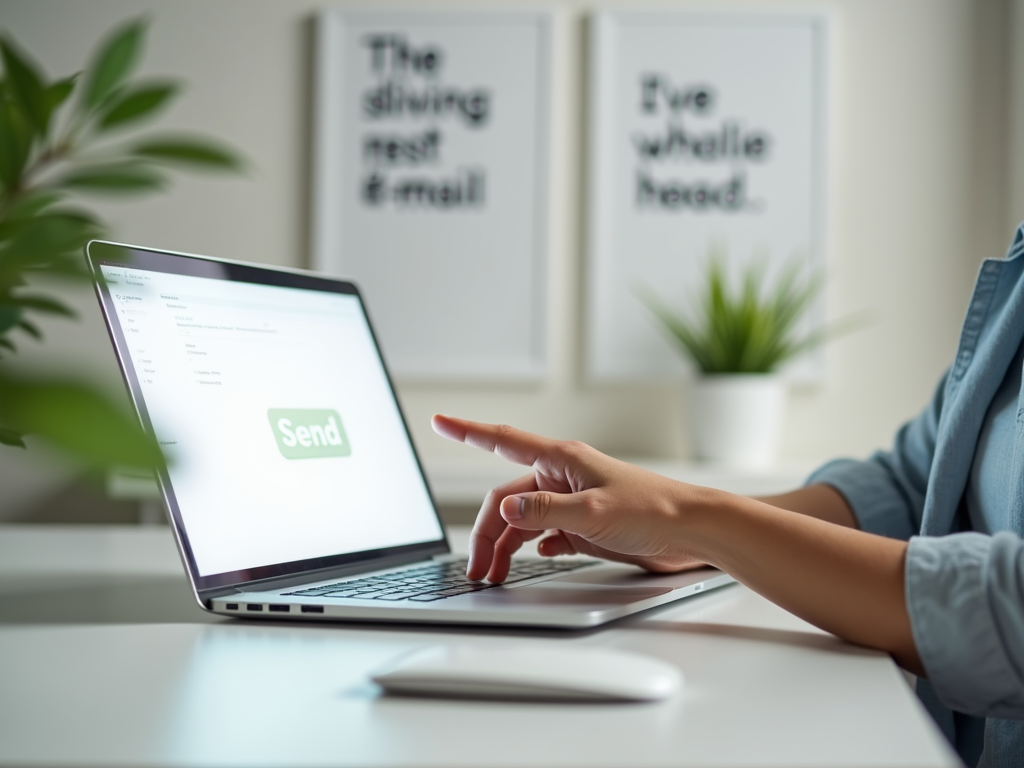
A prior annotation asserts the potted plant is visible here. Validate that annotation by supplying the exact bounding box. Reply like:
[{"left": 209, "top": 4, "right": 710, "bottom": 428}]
[
  {"left": 0, "top": 19, "right": 241, "bottom": 475},
  {"left": 637, "top": 251, "right": 856, "bottom": 467}
]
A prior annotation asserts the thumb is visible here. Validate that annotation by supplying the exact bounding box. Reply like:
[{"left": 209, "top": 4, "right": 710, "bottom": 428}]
[{"left": 500, "top": 490, "right": 598, "bottom": 537}]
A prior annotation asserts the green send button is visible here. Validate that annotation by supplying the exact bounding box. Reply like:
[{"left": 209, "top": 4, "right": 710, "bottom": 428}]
[{"left": 267, "top": 408, "right": 351, "bottom": 459}]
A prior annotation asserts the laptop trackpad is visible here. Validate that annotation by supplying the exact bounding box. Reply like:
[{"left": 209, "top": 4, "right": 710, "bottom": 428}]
[{"left": 479, "top": 583, "right": 673, "bottom": 607}]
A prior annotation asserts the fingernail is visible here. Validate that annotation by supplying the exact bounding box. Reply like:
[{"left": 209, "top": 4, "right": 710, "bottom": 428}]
[{"left": 502, "top": 496, "right": 524, "bottom": 521}]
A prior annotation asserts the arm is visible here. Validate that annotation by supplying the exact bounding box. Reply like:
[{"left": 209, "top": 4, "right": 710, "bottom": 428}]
[
  {"left": 433, "top": 414, "right": 923, "bottom": 674},
  {"left": 755, "top": 484, "right": 858, "bottom": 528},
  {"left": 906, "top": 532, "right": 1024, "bottom": 717},
  {"left": 690, "top": 493, "right": 918, "bottom": 672}
]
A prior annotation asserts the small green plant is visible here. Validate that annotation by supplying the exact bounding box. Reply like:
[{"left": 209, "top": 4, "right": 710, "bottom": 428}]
[
  {"left": 636, "top": 250, "right": 856, "bottom": 375},
  {"left": 0, "top": 18, "right": 242, "bottom": 471}
]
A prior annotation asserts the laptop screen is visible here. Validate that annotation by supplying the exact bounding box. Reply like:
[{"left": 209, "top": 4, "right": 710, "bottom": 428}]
[{"left": 90, "top": 243, "right": 445, "bottom": 587}]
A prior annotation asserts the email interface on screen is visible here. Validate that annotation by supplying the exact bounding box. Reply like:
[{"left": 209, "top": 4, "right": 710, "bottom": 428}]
[{"left": 100, "top": 264, "right": 443, "bottom": 577}]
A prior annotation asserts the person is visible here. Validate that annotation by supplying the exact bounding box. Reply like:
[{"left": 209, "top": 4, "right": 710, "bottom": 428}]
[{"left": 431, "top": 227, "right": 1024, "bottom": 768}]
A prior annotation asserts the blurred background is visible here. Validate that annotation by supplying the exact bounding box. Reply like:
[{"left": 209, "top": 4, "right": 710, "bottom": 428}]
[{"left": 0, "top": 0, "right": 1019, "bottom": 525}]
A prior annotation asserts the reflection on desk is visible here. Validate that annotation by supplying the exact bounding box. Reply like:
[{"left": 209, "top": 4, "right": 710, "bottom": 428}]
[{"left": 0, "top": 524, "right": 957, "bottom": 767}]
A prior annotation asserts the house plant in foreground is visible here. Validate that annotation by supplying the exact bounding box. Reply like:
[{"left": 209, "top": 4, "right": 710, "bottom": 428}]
[
  {"left": 0, "top": 18, "right": 241, "bottom": 475},
  {"left": 637, "top": 251, "right": 858, "bottom": 467}
]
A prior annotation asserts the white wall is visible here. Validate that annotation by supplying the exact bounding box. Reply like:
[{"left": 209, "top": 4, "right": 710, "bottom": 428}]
[{"left": 0, "top": 0, "right": 1015, "bottom": 518}]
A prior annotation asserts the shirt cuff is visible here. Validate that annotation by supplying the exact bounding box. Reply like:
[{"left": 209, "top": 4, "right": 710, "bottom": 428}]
[
  {"left": 806, "top": 458, "right": 918, "bottom": 539},
  {"left": 905, "top": 533, "right": 1024, "bottom": 718}
]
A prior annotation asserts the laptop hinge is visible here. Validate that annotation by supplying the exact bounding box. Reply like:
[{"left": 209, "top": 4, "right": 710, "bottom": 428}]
[{"left": 201, "top": 547, "right": 447, "bottom": 598}]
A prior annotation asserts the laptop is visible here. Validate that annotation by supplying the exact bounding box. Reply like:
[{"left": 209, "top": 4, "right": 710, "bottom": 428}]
[{"left": 87, "top": 240, "right": 735, "bottom": 628}]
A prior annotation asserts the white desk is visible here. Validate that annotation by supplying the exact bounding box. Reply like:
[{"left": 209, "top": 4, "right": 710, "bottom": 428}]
[{"left": 0, "top": 525, "right": 956, "bottom": 768}]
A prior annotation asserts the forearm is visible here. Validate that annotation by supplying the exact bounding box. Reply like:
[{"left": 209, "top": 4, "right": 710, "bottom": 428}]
[
  {"left": 687, "top": 489, "right": 922, "bottom": 674},
  {"left": 755, "top": 483, "right": 858, "bottom": 528}
]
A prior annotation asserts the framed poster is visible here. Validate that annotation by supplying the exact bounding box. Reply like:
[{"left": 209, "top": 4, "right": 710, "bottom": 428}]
[
  {"left": 313, "top": 9, "right": 552, "bottom": 380},
  {"left": 587, "top": 11, "right": 828, "bottom": 380}
]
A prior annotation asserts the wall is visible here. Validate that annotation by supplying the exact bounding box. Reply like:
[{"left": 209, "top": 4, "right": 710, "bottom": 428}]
[{"left": 0, "top": 0, "right": 1015, "bottom": 520}]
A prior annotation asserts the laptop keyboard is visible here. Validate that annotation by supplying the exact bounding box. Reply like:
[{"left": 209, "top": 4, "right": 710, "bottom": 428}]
[{"left": 282, "top": 558, "right": 594, "bottom": 603}]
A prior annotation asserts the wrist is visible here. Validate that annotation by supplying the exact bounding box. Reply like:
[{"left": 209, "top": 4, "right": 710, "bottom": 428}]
[{"left": 668, "top": 482, "right": 744, "bottom": 568}]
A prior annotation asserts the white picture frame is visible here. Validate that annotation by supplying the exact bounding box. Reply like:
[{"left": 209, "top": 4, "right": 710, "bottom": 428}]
[
  {"left": 586, "top": 10, "right": 829, "bottom": 380},
  {"left": 312, "top": 8, "right": 552, "bottom": 381}
]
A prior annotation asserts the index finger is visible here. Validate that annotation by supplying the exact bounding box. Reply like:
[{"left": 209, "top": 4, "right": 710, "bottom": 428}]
[{"left": 431, "top": 414, "right": 555, "bottom": 468}]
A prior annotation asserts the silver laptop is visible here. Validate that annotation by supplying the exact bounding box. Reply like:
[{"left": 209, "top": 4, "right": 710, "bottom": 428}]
[{"left": 87, "top": 240, "right": 734, "bottom": 628}]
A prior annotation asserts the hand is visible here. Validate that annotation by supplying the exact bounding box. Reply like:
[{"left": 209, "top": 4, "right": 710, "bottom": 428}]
[
  {"left": 431, "top": 414, "right": 709, "bottom": 582},
  {"left": 432, "top": 415, "right": 923, "bottom": 673}
]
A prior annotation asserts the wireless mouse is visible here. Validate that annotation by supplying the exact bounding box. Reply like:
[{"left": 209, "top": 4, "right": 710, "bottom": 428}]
[{"left": 370, "top": 644, "right": 682, "bottom": 702}]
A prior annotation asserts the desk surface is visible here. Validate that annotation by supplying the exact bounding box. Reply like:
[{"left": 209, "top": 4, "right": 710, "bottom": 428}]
[{"left": 0, "top": 525, "right": 956, "bottom": 768}]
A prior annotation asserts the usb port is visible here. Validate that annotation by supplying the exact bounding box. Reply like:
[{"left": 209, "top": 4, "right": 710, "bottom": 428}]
[
  {"left": 225, "top": 603, "right": 239, "bottom": 610},
  {"left": 300, "top": 605, "right": 324, "bottom": 614},
  {"left": 246, "top": 604, "right": 263, "bottom": 611},
  {"left": 268, "top": 604, "right": 290, "bottom": 613}
]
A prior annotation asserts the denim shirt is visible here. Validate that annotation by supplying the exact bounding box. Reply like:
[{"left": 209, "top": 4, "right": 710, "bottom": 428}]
[{"left": 809, "top": 226, "right": 1024, "bottom": 768}]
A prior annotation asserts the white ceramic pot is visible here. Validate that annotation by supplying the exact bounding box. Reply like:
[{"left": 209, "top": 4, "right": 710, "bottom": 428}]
[{"left": 688, "top": 374, "right": 786, "bottom": 468}]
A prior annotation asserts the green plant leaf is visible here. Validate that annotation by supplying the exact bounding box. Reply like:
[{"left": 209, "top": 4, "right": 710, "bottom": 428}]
[
  {"left": 47, "top": 73, "right": 79, "bottom": 110},
  {"left": 0, "top": 211, "right": 99, "bottom": 276},
  {"left": 82, "top": 18, "right": 146, "bottom": 111},
  {"left": 0, "top": 36, "right": 50, "bottom": 135},
  {"left": 16, "top": 317, "right": 42, "bottom": 340},
  {"left": 0, "top": 215, "right": 98, "bottom": 284},
  {"left": 61, "top": 163, "right": 166, "bottom": 194},
  {"left": 635, "top": 251, "right": 849, "bottom": 374},
  {"left": 0, "top": 190, "right": 65, "bottom": 221},
  {"left": 132, "top": 136, "right": 242, "bottom": 170},
  {"left": 97, "top": 81, "right": 177, "bottom": 131},
  {"left": 0, "top": 372, "right": 163, "bottom": 470},
  {"left": 780, "top": 311, "right": 873, "bottom": 363},
  {"left": 633, "top": 283, "right": 714, "bottom": 372},
  {"left": 7, "top": 294, "right": 77, "bottom": 318},
  {"left": 0, "top": 304, "right": 22, "bottom": 334},
  {"left": 18, "top": 252, "right": 91, "bottom": 281},
  {"left": 0, "top": 91, "right": 34, "bottom": 188},
  {"left": 0, "top": 426, "right": 25, "bottom": 448}
]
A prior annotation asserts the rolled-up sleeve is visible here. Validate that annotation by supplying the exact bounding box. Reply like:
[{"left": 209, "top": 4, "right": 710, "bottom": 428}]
[
  {"left": 807, "top": 371, "right": 949, "bottom": 540},
  {"left": 906, "top": 531, "right": 1024, "bottom": 718}
]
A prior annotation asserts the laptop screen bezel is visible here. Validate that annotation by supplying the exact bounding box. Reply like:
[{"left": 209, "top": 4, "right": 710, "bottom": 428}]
[{"left": 86, "top": 240, "right": 450, "bottom": 593}]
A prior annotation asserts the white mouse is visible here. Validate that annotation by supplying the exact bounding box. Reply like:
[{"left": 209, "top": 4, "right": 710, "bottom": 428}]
[{"left": 370, "top": 644, "right": 682, "bottom": 702}]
